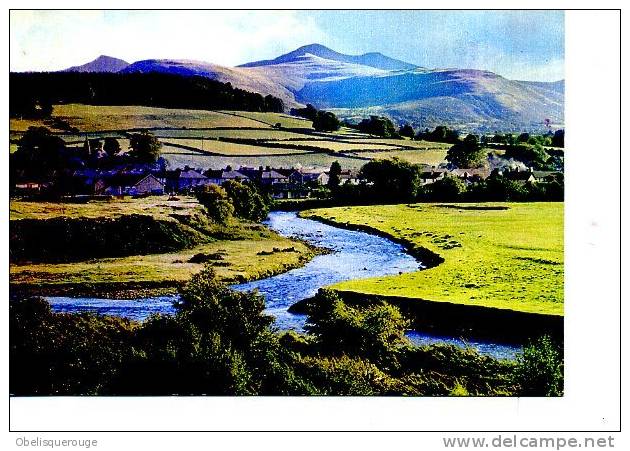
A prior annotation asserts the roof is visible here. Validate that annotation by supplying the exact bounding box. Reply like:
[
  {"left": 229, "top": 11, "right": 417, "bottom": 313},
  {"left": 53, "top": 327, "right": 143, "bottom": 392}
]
[
  {"left": 261, "top": 170, "right": 288, "bottom": 179},
  {"left": 179, "top": 169, "right": 207, "bottom": 179},
  {"left": 504, "top": 170, "right": 535, "bottom": 181}
]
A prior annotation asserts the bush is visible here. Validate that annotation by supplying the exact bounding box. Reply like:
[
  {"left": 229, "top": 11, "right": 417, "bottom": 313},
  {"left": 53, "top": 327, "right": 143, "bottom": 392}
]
[
  {"left": 305, "top": 290, "right": 409, "bottom": 369},
  {"left": 222, "top": 179, "right": 269, "bottom": 222},
  {"left": 514, "top": 335, "right": 563, "bottom": 396},
  {"left": 312, "top": 111, "right": 341, "bottom": 132},
  {"left": 446, "top": 134, "right": 486, "bottom": 168},
  {"left": 196, "top": 184, "right": 234, "bottom": 225},
  {"left": 10, "top": 297, "right": 135, "bottom": 395}
]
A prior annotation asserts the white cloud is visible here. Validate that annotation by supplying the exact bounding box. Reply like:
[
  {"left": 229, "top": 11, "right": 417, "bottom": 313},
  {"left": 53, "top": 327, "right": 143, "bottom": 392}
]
[{"left": 10, "top": 11, "right": 327, "bottom": 71}]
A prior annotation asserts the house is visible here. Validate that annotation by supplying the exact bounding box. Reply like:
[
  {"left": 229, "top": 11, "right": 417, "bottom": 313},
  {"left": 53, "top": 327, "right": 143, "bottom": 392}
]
[
  {"left": 288, "top": 168, "right": 329, "bottom": 186},
  {"left": 98, "top": 173, "right": 164, "bottom": 196},
  {"left": 504, "top": 170, "right": 536, "bottom": 184},
  {"left": 338, "top": 169, "right": 360, "bottom": 185},
  {"left": 168, "top": 168, "right": 211, "bottom": 192},
  {"left": 205, "top": 169, "right": 250, "bottom": 186},
  {"left": 448, "top": 168, "right": 490, "bottom": 183},
  {"left": 419, "top": 170, "right": 447, "bottom": 185},
  {"left": 260, "top": 169, "right": 289, "bottom": 186},
  {"left": 532, "top": 171, "right": 560, "bottom": 183}
]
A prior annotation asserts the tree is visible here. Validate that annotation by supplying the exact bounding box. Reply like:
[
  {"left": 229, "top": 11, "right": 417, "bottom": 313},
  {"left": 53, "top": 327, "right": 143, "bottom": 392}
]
[
  {"left": 357, "top": 116, "right": 397, "bottom": 137},
  {"left": 290, "top": 104, "right": 318, "bottom": 121},
  {"left": 312, "top": 111, "right": 341, "bottom": 132},
  {"left": 129, "top": 131, "right": 161, "bottom": 163},
  {"left": 504, "top": 143, "right": 550, "bottom": 169},
  {"left": 514, "top": 336, "right": 563, "bottom": 396},
  {"left": 12, "top": 126, "right": 68, "bottom": 178},
  {"left": 196, "top": 184, "right": 234, "bottom": 225},
  {"left": 359, "top": 157, "right": 423, "bottom": 201},
  {"left": 103, "top": 137, "right": 122, "bottom": 157},
  {"left": 399, "top": 124, "right": 415, "bottom": 138},
  {"left": 551, "top": 129, "right": 564, "bottom": 147},
  {"left": 305, "top": 290, "right": 409, "bottom": 369},
  {"left": 446, "top": 134, "right": 486, "bottom": 168},
  {"left": 327, "top": 161, "right": 342, "bottom": 189},
  {"left": 426, "top": 175, "right": 466, "bottom": 201},
  {"left": 222, "top": 180, "right": 269, "bottom": 222}
]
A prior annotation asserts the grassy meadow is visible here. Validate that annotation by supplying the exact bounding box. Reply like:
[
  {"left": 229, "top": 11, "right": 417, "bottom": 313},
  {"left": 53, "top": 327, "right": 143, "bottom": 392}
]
[
  {"left": 9, "top": 104, "right": 453, "bottom": 169},
  {"left": 301, "top": 202, "right": 564, "bottom": 316},
  {"left": 10, "top": 197, "right": 316, "bottom": 294}
]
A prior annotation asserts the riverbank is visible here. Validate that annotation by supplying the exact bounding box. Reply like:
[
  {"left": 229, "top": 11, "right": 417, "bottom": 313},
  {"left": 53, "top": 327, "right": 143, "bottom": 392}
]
[
  {"left": 300, "top": 202, "right": 564, "bottom": 318},
  {"left": 9, "top": 197, "right": 320, "bottom": 297}
]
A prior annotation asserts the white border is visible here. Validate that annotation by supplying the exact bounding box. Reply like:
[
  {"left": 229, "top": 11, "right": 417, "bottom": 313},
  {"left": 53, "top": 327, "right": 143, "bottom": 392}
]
[{"left": 2, "top": 1, "right": 624, "bottom": 439}]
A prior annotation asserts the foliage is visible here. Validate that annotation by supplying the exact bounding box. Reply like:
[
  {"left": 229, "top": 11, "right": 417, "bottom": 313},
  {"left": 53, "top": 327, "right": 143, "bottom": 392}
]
[
  {"left": 289, "top": 103, "right": 318, "bottom": 121},
  {"left": 222, "top": 179, "right": 269, "bottom": 222},
  {"left": 312, "top": 110, "right": 341, "bottom": 132},
  {"left": 424, "top": 175, "right": 466, "bottom": 201},
  {"left": 10, "top": 72, "right": 285, "bottom": 116},
  {"left": 446, "top": 134, "right": 486, "bottom": 168},
  {"left": 196, "top": 184, "right": 234, "bottom": 225},
  {"left": 129, "top": 131, "right": 162, "bottom": 163},
  {"left": 551, "top": 129, "right": 564, "bottom": 147},
  {"left": 416, "top": 125, "right": 460, "bottom": 144},
  {"left": 103, "top": 137, "right": 121, "bottom": 156},
  {"left": 357, "top": 115, "right": 398, "bottom": 138},
  {"left": 504, "top": 143, "right": 550, "bottom": 169},
  {"left": 359, "top": 157, "right": 423, "bottom": 201},
  {"left": 399, "top": 124, "right": 415, "bottom": 138},
  {"left": 514, "top": 335, "right": 564, "bottom": 396},
  {"left": 11, "top": 126, "right": 70, "bottom": 179},
  {"left": 10, "top": 297, "right": 135, "bottom": 395},
  {"left": 305, "top": 290, "right": 409, "bottom": 369},
  {"left": 327, "top": 161, "right": 342, "bottom": 189}
]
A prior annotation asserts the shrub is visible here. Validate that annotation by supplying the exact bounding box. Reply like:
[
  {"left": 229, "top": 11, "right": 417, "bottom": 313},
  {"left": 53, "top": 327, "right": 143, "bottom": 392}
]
[
  {"left": 196, "top": 184, "right": 234, "bottom": 225},
  {"left": 514, "top": 335, "right": 564, "bottom": 396},
  {"left": 222, "top": 179, "right": 269, "bottom": 222},
  {"left": 10, "top": 297, "right": 136, "bottom": 395},
  {"left": 304, "top": 290, "right": 409, "bottom": 369}
]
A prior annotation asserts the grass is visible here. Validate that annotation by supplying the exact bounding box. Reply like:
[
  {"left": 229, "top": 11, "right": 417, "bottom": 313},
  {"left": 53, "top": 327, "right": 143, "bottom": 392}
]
[
  {"left": 353, "top": 149, "right": 449, "bottom": 166},
  {"left": 10, "top": 196, "right": 316, "bottom": 292},
  {"left": 10, "top": 104, "right": 269, "bottom": 132},
  {"left": 161, "top": 145, "right": 368, "bottom": 170},
  {"left": 301, "top": 202, "right": 563, "bottom": 316},
  {"left": 264, "top": 139, "right": 403, "bottom": 152},
  {"left": 159, "top": 138, "right": 316, "bottom": 156},
  {"left": 10, "top": 196, "right": 205, "bottom": 221},
  {"left": 10, "top": 236, "right": 313, "bottom": 288}
]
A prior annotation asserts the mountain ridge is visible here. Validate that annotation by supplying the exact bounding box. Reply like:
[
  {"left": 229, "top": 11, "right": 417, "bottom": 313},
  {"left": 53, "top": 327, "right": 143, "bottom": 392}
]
[
  {"left": 62, "top": 55, "right": 129, "bottom": 73},
  {"left": 58, "top": 45, "right": 564, "bottom": 131}
]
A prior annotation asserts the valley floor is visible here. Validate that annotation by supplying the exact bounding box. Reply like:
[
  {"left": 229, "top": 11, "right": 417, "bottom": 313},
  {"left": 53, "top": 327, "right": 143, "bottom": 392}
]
[{"left": 301, "top": 202, "right": 564, "bottom": 317}]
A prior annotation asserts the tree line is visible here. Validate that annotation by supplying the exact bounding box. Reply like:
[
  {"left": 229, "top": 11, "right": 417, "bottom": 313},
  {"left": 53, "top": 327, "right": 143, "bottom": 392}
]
[
  {"left": 10, "top": 72, "right": 285, "bottom": 118},
  {"left": 10, "top": 268, "right": 563, "bottom": 396}
]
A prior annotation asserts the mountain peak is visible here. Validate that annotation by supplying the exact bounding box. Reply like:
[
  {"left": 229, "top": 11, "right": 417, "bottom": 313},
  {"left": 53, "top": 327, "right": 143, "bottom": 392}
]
[
  {"left": 239, "top": 44, "right": 418, "bottom": 72},
  {"left": 61, "top": 55, "right": 129, "bottom": 73}
]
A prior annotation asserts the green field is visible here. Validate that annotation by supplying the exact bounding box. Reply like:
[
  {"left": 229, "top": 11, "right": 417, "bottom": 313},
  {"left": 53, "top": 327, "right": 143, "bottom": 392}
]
[
  {"left": 9, "top": 104, "right": 455, "bottom": 169},
  {"left": 161, "top": 145, "right": 368, "bottom": 170},
  {"left": 159, "top": 138, "right": 316, "bottom": 156},
  {"left": 301, "top": 202, "right": 563, "bottom": 316},
  {"left": 10, "top": 197, "right": 316, "bottom": 293},
  {"left": 353, "top": 149, "right": 449, "bottom": 166}
]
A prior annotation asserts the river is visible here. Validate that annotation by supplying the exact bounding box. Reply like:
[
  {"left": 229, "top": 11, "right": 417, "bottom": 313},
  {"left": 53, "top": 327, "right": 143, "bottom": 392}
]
[{"left": 46, "top": 211, "right": 521, "bottom": 359}]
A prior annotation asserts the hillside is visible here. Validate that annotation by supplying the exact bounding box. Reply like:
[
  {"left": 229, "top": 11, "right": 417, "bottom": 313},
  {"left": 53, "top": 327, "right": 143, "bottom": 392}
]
[
  {"left": 62, "top": 55, "right": 129, "bottom": 73},
  {"left": 55, "top": 44, "right": 564, "bottom": 132}
]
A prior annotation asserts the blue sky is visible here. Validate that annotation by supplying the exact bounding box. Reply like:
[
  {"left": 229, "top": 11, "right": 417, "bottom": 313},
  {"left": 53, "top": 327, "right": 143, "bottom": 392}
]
[{"left": 10, "top": 10, "right": 564, "bottom": 81}]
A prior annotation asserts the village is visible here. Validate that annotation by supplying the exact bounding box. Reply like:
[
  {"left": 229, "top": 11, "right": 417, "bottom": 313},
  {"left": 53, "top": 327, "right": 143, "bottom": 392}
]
[{"left": 12, "top": 133, "right": 562, "bottom": 201}]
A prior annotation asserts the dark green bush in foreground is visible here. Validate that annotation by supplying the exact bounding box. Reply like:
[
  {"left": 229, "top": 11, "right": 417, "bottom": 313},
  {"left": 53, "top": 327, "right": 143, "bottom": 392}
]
[{"left": 10, "top": 270, "right": 563, "bottom": 396}]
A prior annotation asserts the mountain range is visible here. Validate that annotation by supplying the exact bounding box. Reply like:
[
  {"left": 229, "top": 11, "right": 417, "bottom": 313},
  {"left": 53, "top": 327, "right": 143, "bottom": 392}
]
[{"left": 60, "top": 45, "right": 564, "bottom": 132}]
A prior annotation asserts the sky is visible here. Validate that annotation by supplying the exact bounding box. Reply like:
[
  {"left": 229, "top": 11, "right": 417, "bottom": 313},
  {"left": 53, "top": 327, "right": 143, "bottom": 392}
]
[{"left": 10, "top": 10, "right": 564, "bottom": 81}]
